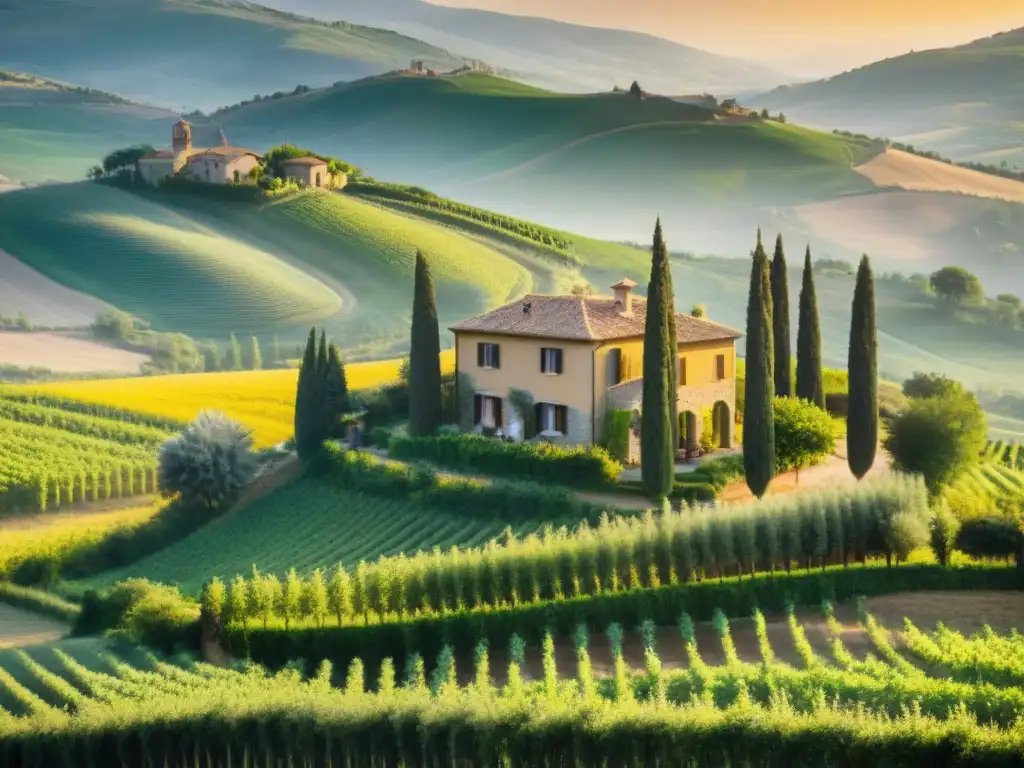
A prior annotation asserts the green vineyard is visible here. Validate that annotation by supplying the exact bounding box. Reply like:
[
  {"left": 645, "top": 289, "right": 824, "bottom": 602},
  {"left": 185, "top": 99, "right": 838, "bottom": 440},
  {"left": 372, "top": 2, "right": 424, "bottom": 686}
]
[
  {"left": 2, "top": 605, "right": 1023, "bottom": 765},
  {"left": 86, "top": 479, "right": 573, "bottom": 595},
  {"left": 984, "top": 439, "right": 1024, "bottom": 470},
  {"left": 0, "top": 393, "right": 168, "bottom": 515}
]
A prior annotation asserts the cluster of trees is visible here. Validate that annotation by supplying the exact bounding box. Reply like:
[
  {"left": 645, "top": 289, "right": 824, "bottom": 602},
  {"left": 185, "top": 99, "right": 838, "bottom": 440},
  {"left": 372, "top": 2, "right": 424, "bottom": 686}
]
[
  {"left": 294, "top": 329, "right": 351, "bottom": 459},
  {"left": 743, "top": 232, "right": 876, "bottom": 498},
  {"left": 261, "top": 144, "right": 358, "bottom": 183},
  {"left": 884, "top": 372, "right": 988, "bottom": 495},
  {"left": 758, "top": 108, "right": 787, "bottom": 123},
  {"left": 89, "top": 145, "right": 158, "bottom": 181},
  {"left": 198, "top": 334, "right": 289, "bottom": 373},
  {"left": 928, "top": 266, "right": 1024, "bottom": 331}
]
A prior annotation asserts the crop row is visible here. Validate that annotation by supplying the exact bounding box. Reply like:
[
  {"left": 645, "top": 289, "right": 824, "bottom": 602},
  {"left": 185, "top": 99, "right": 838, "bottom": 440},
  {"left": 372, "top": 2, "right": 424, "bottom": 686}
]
[
  {"left": 984, "top": 440, "right": 1023, "bottom": 470},
  {"left": 208, "top": 473, "right": 929, "bottom": 629},
  {"left": 0, "top": 395, "right": 173, "bottom": 446},
  {"left": 3, "top": 610, "right": 1024, "bottom": 765}
]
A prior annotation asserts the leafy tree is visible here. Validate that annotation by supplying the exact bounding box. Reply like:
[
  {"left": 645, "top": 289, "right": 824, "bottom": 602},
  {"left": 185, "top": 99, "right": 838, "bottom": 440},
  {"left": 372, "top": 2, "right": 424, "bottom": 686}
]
[
  {"left": 294, "top": 328, "right": 321, "bottom": 459},
  {"left": 101, "top": 144, "right": 157, "bottom": 175},
  {"left": 930, "top": 266, "right": 984, "bottom": 304},
  {"left": 743, "top": 229, "right": 775, "bottom": 498},
  {"left": 883, "top": 392, "right": 987, "bottom": 495},
  {"left": 690, "top": 304, "right": 706, "bottom": 318},
  {"left": 408, "top": 250, "right": 443, "bottom": 437},
  {"left": 629, "top": 81, "right": 642, "bottom": 97},
  {"left": 224, "top": 333, "right": 243, "bottom": 371},
  {"left": 770, "top": 234, "right": 792, "bottom": 397},
  {"left": 795, "top": 246, "right": 824, "bottom": 408},
  {"left": 996, "top": 293, "right": 1021, "bottom": 308},
  {"left": 902, "top": 371, "right": 964, "bottom": 401},
  {"left": 157, "top": 411, "right": 257, "bottom": 510},
  {"left": 91, "top": 309, "right": 134, "bottom": 340},
  {"left": 929, "top": 498, "right": 960, "bottom": 567},
  {"left": 641, "top": 218, "right": 675, "bottom": 500},
  {"left": 323, "top": 343, "right": 351, "bottom": 439},
  {"left": 199, "top": 341, "right": 220, "bottom": 373},
  {"left": 847, "top": 256, "right": 878, "bottom": 479},
  {"left": 248, "top": 336, "right": 262, "bottom": 371},
  {"left": 773, "top": 397, "right": 836, "bottom": 475}
]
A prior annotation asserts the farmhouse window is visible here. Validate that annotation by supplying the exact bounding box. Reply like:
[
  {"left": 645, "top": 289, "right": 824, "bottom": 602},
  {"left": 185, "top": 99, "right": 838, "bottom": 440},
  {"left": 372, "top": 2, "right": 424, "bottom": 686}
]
[
  {"left": 540, "top": 347, "right": 563, "bottom": 374},
  {"left": 477, "top": 342, "right": 500, "bottom": 369},
  {"left": 535, "top": 402, "right": 568, "bottom": 435},
  {"left": 474, "top": 395, "right": 503, "bottom": 428},
  {"left": 716, "top": 354, "right": 726, "bottom": 381},
  {"left": 607, "top": 348, "right": 622, "bottom": 386},
  {"left": 678, "top": 356, "right": 687, "bottom": 386}
]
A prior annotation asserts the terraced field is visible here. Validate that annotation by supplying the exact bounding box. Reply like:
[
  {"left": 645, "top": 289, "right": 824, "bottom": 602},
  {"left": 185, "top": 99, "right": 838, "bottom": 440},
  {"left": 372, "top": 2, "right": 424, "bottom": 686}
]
[
  {"left": 86, "top": 479, "right": 566, "bottom": 596},
  {"left": 985, "top": 439, "right": 1023, "bottom": 470},
  {"left": 2, "top": 595, "right": 1023, "bottom": 764},
  {"left": 0, "top": 184, "right": 342, "bottom": 337},
  {"left": 24, "top": 350, "right": 455, "bottom": 449}
]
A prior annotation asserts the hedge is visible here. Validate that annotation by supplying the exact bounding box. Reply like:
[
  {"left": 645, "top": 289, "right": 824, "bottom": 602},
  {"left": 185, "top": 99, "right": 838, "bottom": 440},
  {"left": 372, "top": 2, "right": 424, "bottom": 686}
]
[
  {"left": 387, "top": 433, "right": 622, "bottom": 488},
  {"left": 603, "top": 410, "right": 631, "bottom": 463},
  {"left": 319, "top": 443, "right": 625, "bottom": 524},
  {"left": 224, "top": 563, "right": 1023, "bottom": 674}
]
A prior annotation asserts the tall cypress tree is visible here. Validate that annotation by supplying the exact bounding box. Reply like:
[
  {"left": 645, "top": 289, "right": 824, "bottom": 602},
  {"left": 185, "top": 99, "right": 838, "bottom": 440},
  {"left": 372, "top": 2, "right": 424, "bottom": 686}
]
[
  {"left": 743, "top": 229, "right": 776, "bottom": 498},
  {"left": 770, "top": 234, "right": 792, "bottom": 397},
  {"left": 641, "top": 219, "right": 674, "bottom": 500},
  {"left": 408, "top": 250, "right": 443, "bottom": 437},
  {"left": 324, "top": 342, "right": 350, "bottom": 439},
  {"left": 249, "top": 336, "right": 262, "bottom": 371},
  {"left": 225, "top": 333, "right": 243, "bottom": 371},
  {"left": 657, "top": 219, "right": 680, "bottom": 452},
  {"left": 294, "top": 327, "right": 318, "bottom": 458},
  {"left": 271, "top": 336, "right": 283, "bottom": 368},
  {"left": 847, "top": 255, "right": 878, "bottom": 479},
  {"left": 795, "top": 246, "right": 824, "bottom": 408}
]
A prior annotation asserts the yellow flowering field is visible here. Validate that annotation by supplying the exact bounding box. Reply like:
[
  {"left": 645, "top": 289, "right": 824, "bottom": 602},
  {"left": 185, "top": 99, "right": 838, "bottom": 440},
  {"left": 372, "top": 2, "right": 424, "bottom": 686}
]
[{"left": 25, "top": 351, "right": 455, "bottom": 449}]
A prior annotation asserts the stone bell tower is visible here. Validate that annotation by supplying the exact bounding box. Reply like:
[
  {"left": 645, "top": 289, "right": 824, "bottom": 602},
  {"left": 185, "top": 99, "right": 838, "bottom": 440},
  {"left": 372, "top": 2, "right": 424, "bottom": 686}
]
[{"left": 172, "top": 120, "right": 192, "bottom": 156}]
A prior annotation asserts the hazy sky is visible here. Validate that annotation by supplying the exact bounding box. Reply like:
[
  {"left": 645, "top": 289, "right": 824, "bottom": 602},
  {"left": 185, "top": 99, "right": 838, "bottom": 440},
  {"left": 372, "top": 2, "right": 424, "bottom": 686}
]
[{"left": 431, "top": 0, "right": 1023, "bottom": 76}]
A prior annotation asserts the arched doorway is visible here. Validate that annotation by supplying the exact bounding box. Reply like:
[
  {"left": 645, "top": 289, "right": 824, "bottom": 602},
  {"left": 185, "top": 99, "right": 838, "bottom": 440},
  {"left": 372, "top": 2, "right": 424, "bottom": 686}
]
[
  {"left": 315, "top": 171, "right": 322, "bottom": 187},
  {"left": 712, "top": 401, "right": 732, "bottom": 448}
]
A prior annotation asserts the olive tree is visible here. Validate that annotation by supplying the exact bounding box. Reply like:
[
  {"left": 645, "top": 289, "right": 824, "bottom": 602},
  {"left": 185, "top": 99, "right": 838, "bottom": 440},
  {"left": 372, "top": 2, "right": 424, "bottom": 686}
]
[{"left": 158, "top": 411, "right": 258, "bottom": 510}]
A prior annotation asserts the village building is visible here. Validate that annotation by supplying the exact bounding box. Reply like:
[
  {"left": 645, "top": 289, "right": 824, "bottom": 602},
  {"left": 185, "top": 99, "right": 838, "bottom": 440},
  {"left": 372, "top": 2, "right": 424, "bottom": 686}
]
[
  {"left": 136, "top": 120, "right": 262, "bottom": 186},
  {"left": 280, "top": 156, "right": 330, "bottom": 188},
  {"left": 449, "top": 279, "right": 741, "bottom": 463}
]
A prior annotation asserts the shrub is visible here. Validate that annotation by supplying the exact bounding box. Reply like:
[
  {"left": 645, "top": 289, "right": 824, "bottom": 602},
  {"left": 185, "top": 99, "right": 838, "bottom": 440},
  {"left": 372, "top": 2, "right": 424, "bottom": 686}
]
[
  {"left": 824, "top": 392, "right": 848, "bottom": 417},
  {"left": 75, "top": 579, "right": 200, "bottom": 652},
  {"left": 883, "top": 393, "right": 988, "bottom": 494},
  {"left": 929, "top": 498, "right": 960, "bottom": 567},
  {"left": 158, "top": 411, "right": 258, "bottom": 509},
  {"left": 773, "top": 397, "right": 836, "bottom": 473},
  {"left": 320, "top": 443, "right": 615, "bottom": 523},
  {"left": 955, "top": 518, "right": 1022, "bottom": 564},
  {"left": 387, "top": 434, "right": 622, "bottom": 488},
  {"left": 902, "top": 372, "right": 965, "bottom": 400},
  {"left": 368, "top": 426, "right": 392, "bottom": 448}
]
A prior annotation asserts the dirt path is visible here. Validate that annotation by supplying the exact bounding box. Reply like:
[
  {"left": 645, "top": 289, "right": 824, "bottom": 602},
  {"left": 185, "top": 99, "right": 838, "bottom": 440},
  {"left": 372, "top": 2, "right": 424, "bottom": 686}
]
[
  {"left": 0, "top": 605, "right": 68, "bottom": 649},
  {"left": 854, "top": 149, "right": 1024, "bottom": 204}
]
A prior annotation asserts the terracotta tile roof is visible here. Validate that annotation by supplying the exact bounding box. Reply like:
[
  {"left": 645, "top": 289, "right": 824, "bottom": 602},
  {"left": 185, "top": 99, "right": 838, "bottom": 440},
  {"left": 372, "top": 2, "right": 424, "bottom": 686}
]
[
  {"left": 188, "top": 147, "right": 262, "bottom": 162},
  {"left": 139, "top": 151, "right": 174, "bottom": 160},
  {"left": 449, "top": 293, "right": 742, "bottom": 344},
  {"left": 281, "top": 156, "right": 328, "bottom": 167}
]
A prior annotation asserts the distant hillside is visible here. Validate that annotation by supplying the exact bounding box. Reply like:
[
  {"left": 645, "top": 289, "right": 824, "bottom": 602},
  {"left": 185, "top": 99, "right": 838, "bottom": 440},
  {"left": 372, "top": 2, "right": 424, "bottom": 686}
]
[
  {"left": 252, "top": 0, "right": 791, "bottom": 95},
  {"left": 753, "top": 28, "right": 1024, "bottom": 165},
  {"left": 0, "top": 70, "right": 179, "bottom": 184},
  {"left": 0, "top": 0, "right": 467, "bottom": 111}
]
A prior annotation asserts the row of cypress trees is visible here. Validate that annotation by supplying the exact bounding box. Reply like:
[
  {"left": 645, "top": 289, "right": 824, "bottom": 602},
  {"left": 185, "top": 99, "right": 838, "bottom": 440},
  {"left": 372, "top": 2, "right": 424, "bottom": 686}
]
[
  {"left": 745, "top": 230, "right": 878, "bottom": 497},
  {"left": 295, "top": 249, "right": 445, "bottom": 460},
  {"left": 294, "top": 329, "right": 351, "bottom": 459}
]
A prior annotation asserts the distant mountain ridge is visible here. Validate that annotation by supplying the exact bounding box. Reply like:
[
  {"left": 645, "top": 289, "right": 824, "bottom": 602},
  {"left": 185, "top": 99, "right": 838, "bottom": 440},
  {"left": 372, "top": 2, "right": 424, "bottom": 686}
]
[
  {"left": 752, "top": 27, "right": 1024, "bottom": 164},
  {"left": 0, "top": 0, "right": 469, "bottom": 110},
  {"left": 249, "top": 0, "right": 792, "bottom": 95}
]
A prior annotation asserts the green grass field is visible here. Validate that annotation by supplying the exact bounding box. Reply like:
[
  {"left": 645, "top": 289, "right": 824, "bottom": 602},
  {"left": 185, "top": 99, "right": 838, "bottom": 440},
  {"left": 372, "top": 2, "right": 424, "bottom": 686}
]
[
  {"left": 84, "top": 478, "right": 579, "bottom": 596},
  {"left": 0, "top": 0, "right": 465, "bottom": 113}
]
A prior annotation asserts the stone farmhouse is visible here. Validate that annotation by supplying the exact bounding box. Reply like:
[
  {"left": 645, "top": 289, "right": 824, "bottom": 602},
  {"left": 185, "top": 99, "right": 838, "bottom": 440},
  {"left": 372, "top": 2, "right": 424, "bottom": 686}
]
[
  {"left": 450, "top": 279, "right": 741, "bottom": 463},
  {"left": 137, "top": 120, "right": 261, "bottom": 186}
]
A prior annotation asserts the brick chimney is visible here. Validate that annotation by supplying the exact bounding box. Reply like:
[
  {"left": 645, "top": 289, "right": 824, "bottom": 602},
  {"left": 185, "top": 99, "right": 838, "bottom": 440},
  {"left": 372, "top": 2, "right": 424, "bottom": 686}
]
[{"left": 611, "top": 278, "right": 637, "bottom": 316}]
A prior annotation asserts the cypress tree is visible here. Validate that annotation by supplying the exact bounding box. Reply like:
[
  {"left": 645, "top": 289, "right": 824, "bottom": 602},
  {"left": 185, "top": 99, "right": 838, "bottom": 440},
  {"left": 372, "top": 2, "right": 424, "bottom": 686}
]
[
  {"left": 743, "top": 229, "right": 776, "bottom": 498},
  {"left": 249, "top": 336, "right": 262, "bottom": 371},
  {"left": 641, "top": 218, "right": 674, "bottom": 500},
  {"left": 324, "top": 343, "right": 350, "bottom": 439},
  {"left": 847, "top": 255, "right": 878, "bottom": 479},
  {"left": 770, "top": 234, "right": 792, "bottom": 397},
  {"left": 294, "top": 327, "right": 319, "bottom": 458},
  {"left": 408, "top": 250, "right": 443, "bottom": 436},
  {"left": 271, "top": 336, "right": 283, "bottom": 368},
  {"left": 659, "top": 220, "right": 679, "bottom": 453},
  {"left": 795, "top": 246, "right": 824, "bottom": 408},
  {"left": 225, "top": 333, "right": 243, "bottom": 371}
]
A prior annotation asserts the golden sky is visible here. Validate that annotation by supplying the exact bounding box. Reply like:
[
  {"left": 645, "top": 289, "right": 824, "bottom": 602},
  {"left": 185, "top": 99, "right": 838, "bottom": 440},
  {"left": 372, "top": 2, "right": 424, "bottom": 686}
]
[{"left": 431, "top": 0, "right": 1023, "bottom": 75}]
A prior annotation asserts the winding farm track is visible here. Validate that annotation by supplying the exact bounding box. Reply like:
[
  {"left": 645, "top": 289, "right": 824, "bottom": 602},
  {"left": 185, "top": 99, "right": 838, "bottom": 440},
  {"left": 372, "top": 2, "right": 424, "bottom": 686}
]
[
  {"left": 0, "top": 605, "right": 67, "bottom": 649},
  {"left": 456, "top": 119, "right": 717, "bottom": 188}
]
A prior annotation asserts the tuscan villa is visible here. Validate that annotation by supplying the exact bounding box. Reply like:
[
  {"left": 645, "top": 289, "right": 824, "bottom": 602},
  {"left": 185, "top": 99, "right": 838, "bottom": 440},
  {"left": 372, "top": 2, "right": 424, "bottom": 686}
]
[
  {"left": 136, "top": 120, "right": 262, "bottom": 186},
  {"left": 450, "top": 279, "right": 741, "bottom": 463}
]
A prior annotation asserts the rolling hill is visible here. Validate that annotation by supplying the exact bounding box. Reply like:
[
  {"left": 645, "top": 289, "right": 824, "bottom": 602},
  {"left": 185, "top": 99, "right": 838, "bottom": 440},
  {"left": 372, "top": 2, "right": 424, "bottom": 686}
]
[
  {"left": 752, "top": 27, "right": 1024, "bottom": 165},
  {"left": 249, "top": 0, "right": 791, "bottom": 95},
  {"left": 0, "top": 0, "right": 468, "bottom": 112},
  {"left": 0, "top": 71, "right": 179, "bottom": 184}
]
